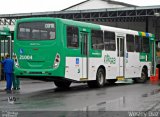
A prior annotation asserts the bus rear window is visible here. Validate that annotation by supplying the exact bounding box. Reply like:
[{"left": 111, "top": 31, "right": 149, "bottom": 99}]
[{"left": 17, "top": 22, "right": 56, "bottom": 40}]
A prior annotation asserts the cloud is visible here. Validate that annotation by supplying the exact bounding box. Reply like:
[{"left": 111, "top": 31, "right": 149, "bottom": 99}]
[{"left": 0, "top": 0, "right": 85, "bottom": 14}]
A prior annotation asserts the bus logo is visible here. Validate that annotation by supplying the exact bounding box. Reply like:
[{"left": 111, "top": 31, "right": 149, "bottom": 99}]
[
  {"left": 76, "top": 58, "right": 79, "bottom": 64},
  {"left": 104, "top": 54, "right": 116, "bottom": 64},
  {"left": 19, "top": 49, "right": 24, "bottom": 54}
]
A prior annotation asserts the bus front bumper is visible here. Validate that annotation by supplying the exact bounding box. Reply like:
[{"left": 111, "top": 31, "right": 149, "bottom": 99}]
[{"left": 14, "top": 68, "right": 57, "bottom": 77}]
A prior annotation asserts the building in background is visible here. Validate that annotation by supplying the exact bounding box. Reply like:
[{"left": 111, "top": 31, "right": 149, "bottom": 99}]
[
  {"left": 0, "top": 0, "right": 160, "bottom": 39},
  {"left": 62, "top": 0, "right": 136, "bottom": 11}
]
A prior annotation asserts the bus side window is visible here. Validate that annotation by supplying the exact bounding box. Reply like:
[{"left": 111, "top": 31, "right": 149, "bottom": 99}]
[
  {"left": 67, "top": 26, "right": 79, "bottom": 48},
  {"left": 91, "top": 30, "right": 104, "bottom": 50},
  {"left": 126, "top": 34, "right": 134, "bottom": 52},
  {"left": 135, "top": 35, "right": 141, "bottom": 52},
  {"left": 104, "top": 31, "right": 115, "bottom": 51},
  {"left": 142, "top": 37, "right": 150, "bottom": 53}
]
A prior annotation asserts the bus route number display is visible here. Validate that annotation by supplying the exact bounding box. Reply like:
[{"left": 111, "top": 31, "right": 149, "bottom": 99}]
[
  {"left": 45, "top": 24, "right": 55, "bottom": 29},
  {"left": 19, "top": 55, "right": 32, "bottom": 60}
]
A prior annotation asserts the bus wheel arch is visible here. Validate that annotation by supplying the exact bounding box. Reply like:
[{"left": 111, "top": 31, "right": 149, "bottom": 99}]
[
  {"left": 134, "top": 66, "right": 148, "bottom": 83},
  {"left": 97, "top": 66, "right": 106, "bottom": 86},
  {"left": 87, "top": 65, "right": 106, "bottom": 88},
  {"left": 142, "top": 65, "right": 148, "bottom": 78},
  {"left": 156, "top": 64, "right": 160, "bottom": 69},
  {"left": 97, "top": 65, "right": 106, "bottom": 79},
  {"left": 54, "top": 80, "right": 72, "bottom": 89}
]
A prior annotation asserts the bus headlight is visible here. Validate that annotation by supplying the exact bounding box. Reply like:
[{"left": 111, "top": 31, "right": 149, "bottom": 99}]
[{"left": 53, "top": 53, "right": 60, "bottom": 69}]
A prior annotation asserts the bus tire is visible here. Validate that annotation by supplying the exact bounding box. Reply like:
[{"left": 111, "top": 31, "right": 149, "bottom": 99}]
[
  {"left": 87, "top": 68, "right": 105, "bottom": 88},
  {"left": 107, "top": 79, "right": 117, "bottom": 84},
  {"left": 134, "top": 68, "right": 148, "bottom": 83},
  {"left": 54, "top": 81, "right": 71, "bottom": 89}
]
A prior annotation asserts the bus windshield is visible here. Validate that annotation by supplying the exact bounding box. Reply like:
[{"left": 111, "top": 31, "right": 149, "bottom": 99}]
[{"left": 17, "top": 22, "right": 56, "bottom": 40}]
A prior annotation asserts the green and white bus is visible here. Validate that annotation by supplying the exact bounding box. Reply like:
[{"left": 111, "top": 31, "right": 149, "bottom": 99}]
[
  {"left": 0, "top": 26, "right": 13, "bottom": 80},
  {"left": 14, "top": 17, "right": 156, "bottom": 88}
]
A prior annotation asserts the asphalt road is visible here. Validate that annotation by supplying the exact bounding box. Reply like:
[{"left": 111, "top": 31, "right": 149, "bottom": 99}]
[{"left": 0, "top": 78, "right": 160, "bottom": 117}]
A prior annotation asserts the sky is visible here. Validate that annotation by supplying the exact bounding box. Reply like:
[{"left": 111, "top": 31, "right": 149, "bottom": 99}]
[{"left": 0, "top": 0, "right": 160, "bottom": 14}]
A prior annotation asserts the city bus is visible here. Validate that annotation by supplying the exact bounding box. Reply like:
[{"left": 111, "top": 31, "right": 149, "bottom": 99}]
[{"left": 14, "top": 17, "right": 156, "bottom": 88}]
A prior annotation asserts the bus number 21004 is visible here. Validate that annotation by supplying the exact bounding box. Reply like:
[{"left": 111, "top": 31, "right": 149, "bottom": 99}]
[{"left": 19, "top": 55, "right": 32, "bottom": 60}]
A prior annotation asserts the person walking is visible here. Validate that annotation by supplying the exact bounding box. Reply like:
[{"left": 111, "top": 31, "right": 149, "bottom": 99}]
[
  {"left": 12, "top": 75, "right": 20, "bottom": 90},
  {"left": 0, "top": 54, "right": 14, "bottom": 92}
]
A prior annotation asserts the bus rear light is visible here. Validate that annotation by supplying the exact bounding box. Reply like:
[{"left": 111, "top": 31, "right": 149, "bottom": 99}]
[{"left": 53, "top": 53, "right": 60, "bottom": 68}]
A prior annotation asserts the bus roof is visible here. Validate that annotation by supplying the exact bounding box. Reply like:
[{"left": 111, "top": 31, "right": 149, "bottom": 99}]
[
  {"left": 0, "top": 26, "right": 10, "bottom": 36},
  {"left": 16, "top": 17, "right": 155, "bottom": 38},
  {"left": 58, "top": 18, "right": 155, "bottom": 38}
]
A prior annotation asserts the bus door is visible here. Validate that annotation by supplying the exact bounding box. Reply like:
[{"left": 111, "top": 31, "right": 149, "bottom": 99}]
[
  {"left": 0, "top": 36, "right": 11, "bottom": 80},
  {"left": 80, "top": 32, "right": 89, "bottom": 79},
  {"left": 117, "top": 36, "right": 125, "bottom": 77}
]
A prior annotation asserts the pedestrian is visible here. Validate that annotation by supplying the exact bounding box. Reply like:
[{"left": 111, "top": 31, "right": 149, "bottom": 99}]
[
  {"left": 12, "top": 75, "right": 20, "bottom": 90},
  {"left": 0, "top": 54, "right": 14, "bottom": 92},
  {"left": 12, "top": 55, "right": 20, "bottom": 90}
]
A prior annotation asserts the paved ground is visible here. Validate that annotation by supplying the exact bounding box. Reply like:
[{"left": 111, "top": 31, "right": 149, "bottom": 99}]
[
  {"left": 0, "top": 79, "right": 54, "bottom": 94},
  {"left": 0, "top": 78, "right": 160, "bottom": 117}
]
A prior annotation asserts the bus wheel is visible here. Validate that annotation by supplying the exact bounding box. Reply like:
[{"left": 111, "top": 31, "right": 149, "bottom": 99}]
[
  {"left": 134, "top": 68, "right": 148, "bottom": 83},
  {"left": 87, "top": 68, "right": 105, "bottom": 88},
  {"left": 54, "top": 81, "right": 71, "bottom": 89},
  {"left": 107, "top": 79, "right": 117, "bottom": 84}
]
